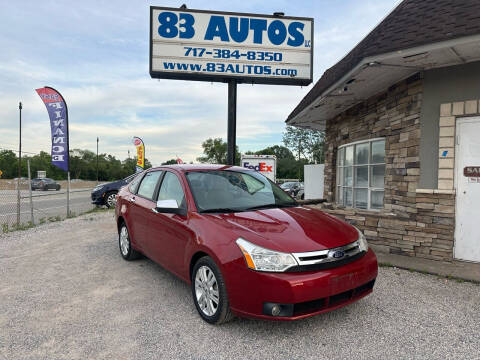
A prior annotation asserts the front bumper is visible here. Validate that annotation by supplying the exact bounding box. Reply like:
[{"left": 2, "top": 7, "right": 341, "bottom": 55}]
[
  {"left": 224, "top": 249, "right": 378, "bottom": 320},
  {"left": 91, "top": 191, "right": 105, "bottom": 205}
]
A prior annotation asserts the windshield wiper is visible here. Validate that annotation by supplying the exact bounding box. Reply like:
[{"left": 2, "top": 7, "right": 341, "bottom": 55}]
[
  {"left": 244, "top": 203, "right": 297, "bottom": 211},
  {"left": 200, "top": 208, "right": 243, "bottom": 214}
]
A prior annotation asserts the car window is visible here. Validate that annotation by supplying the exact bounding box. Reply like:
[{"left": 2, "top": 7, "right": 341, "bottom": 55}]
[
  {"left": 157, "top": 172, "right": 185, "bottom": 208},
  {"left": 136, "top": 171, "right": 162, "bottom": 200},
  {"left": 128, "top": 174, "right": 144, "bottom": 193}
]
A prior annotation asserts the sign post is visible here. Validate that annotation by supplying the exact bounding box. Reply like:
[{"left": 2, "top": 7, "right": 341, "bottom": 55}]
[
  {"left": 227, "top": 79, "right": 237, "bottom": 165},
  {"left": 27, "top": 160, "right": 34, "bottom": 224},
  {"left": 149, "top": 6, "right": 313, "bottom": 165},
  {"left": 17, "top": 102, "right": 22, "bottom": 226}
]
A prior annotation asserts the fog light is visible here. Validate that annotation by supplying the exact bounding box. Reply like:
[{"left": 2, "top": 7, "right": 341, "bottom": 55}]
[{"left": 271, "top": 305, "right": 281, "bottom": 316}]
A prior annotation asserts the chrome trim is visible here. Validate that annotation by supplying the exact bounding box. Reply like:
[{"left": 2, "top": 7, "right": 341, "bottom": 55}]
[{"left": 292, "top": 240, "right": 363, "bottom": 266}]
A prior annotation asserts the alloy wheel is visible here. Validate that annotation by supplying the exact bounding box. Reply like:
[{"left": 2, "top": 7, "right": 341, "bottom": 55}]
[
  {"left": 119, "top": 226, "right": 129, "bottom": 256},
  {"left": 194, "top": 265, "right": 220, "bottom": 317},
  {"left": 106, "top": 193, "right": 116, "bottom": 207}
]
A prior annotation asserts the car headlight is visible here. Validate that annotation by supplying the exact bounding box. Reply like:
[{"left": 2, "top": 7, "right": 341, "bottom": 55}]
[
  {"left": 236, "top": 238, "right": 298, "bottom": 272},
  {"left": 356, "top": 227, "right": 369, "bottom": 252}
]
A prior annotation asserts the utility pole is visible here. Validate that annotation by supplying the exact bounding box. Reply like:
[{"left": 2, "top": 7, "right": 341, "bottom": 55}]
[
  {"left": 96, "top": 137, "right": 99, "bottom": 184},
  {"left": 17, "top": 102, "right": 22, "bottom": 226}
]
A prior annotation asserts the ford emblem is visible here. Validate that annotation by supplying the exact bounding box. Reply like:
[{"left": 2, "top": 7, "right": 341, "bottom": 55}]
[{"left": 331, "top": 250, "right": 345, "bottom": 259}]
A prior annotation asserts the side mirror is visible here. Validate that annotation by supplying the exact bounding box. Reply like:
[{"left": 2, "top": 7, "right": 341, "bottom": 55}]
[{"left": 152, "top": 199, "right": 187, "bottom": 216}]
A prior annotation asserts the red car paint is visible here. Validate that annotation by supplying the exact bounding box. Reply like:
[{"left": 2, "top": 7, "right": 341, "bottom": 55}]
[{"left": 115, "top": 164, "right": 378, "bottom": 320}]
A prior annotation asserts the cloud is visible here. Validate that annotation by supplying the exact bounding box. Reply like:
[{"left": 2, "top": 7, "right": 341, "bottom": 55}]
[{"left": 0, "top": 0, "right": 400, "bottom": 166}]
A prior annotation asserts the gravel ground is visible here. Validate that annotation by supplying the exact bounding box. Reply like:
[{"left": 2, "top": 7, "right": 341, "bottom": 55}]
[{"left": 1, "top": 212, "right": 479, "bottom": 360}]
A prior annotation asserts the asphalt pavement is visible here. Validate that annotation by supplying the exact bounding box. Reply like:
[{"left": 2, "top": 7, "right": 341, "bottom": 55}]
[
  {"left": 0, "top": 189, "right": 95, "bottom": 227},
  {"left": 0, "top": 212, "right": 479, "bottom": 360}
]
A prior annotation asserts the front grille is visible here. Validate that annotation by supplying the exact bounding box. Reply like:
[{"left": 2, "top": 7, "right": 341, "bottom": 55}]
[
  {"left": 292, "top": 279, "right": 375, "bottom": 316},
  {"left": 287, "top": 240, "right": 365, "bottom": 272}
]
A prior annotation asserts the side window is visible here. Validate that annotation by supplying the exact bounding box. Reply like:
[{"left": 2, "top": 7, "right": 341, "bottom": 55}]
[
  {"left": 136, "top": 171, "right": 163, "bottom": 200},
  {"left": 124, "top": 174, "right": 135, "bottom": 183},
  {"left": 157, "top": 172, "right": 186, "bottom": 208},
  {"left": 128, "top": 174, "right": 143, "bottom": 193}
]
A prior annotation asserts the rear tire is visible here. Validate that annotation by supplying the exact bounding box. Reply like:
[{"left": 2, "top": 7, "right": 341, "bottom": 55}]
[
  {"left": 118, "top": 222, "right": 141, "bottom": 261},
  {"left": 191, "top": 256, "right": 234, "bottom": 325}
]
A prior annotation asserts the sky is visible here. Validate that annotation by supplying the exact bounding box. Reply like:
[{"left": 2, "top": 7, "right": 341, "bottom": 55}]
[{"left": 0, "top": 0, "right": 401, "bottom": 166}]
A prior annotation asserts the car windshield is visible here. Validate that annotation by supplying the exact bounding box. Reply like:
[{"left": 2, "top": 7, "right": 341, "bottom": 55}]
[
  {"left": 280, "top": 182, "right": 296, "bottom": 189},
  {"left": 186, "top": 170, "right": 296, "bottom": 213}
]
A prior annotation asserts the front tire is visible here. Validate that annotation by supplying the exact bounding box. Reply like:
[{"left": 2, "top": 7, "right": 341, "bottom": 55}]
[
  {"left": 118, "top": 222, "right": 141, "bottom": 261},
  {"left": 105, "top": 191, "right": 117, "bottom": 208},
  {"left": 191, "top": 256, "right": 233, "bottom": 325}
]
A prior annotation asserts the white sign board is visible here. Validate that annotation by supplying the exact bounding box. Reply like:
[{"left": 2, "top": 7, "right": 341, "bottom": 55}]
[
  {"left": 150, "top": 7, "right": 313, "bottom": 85},
  {"left": 304, "top": 164, "right": 324, "bottom": 200},
  {"left": 241, "top": 155, "right": 276, "bottom": 182}
]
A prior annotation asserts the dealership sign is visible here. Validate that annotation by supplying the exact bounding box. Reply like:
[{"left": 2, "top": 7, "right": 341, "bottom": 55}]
[
  {"left": 150, "top": 7, "right": 313, "bottom": 85},
  {"left": 35, "top": 87, "right": 69, "bottom": 172},
  {"left": 133, "top": 137, "right": 145, "bottom": 173}
]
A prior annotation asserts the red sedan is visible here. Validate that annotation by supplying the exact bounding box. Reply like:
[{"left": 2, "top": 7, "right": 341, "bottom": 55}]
[{"left": 115, "top": 165, "right": 378, "bottom": 324}]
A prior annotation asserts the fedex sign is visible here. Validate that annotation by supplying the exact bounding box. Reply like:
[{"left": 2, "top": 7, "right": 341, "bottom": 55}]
[
  {"left": 241, "top": 155, "right": 276, "bottom": 182},
  {"left": 243, "top": 162, "right": 273, "bottom": 172}
]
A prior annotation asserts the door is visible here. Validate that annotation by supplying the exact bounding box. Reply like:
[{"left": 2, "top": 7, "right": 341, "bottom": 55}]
[
  {"left": 455, "top": 117, "right": 480, "bottom": 262},
  {"left": 127, "top": 170, "right": 163, "bottom": 252},
  {"left": 144, "top": 171, "right": 191, "bottom": 277}
]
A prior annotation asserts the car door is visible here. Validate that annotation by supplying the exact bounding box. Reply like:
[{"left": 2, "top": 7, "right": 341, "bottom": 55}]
[
  {"left": 126, "top": 170, "right": 163, "bottom": 253},
  {"left": 144, "top": 171, "right": 192, "bottom": 277}
]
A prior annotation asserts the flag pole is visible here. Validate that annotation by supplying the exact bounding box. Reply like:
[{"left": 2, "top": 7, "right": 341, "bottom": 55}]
[{"left": 17, "top": 102, "right": 22, "bottom": 226}]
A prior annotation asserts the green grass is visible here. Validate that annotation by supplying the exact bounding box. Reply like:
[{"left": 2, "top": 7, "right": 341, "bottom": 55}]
[{"left": 1, "top": 206, "right": 113, "bottom": 234}]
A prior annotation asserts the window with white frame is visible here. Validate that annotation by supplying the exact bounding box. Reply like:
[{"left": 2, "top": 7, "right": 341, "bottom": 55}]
[{"left": 336, "top": 139, "right": 385, "bottom": 210}]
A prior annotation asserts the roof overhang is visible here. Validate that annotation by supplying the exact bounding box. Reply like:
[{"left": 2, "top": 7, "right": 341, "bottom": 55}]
[{"left": 288, "top": 34, "right": 480, "bottom": 130}]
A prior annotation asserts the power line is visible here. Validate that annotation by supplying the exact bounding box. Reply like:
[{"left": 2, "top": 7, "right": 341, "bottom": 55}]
[{"left": 0, "top": 147, "right": 42, "bottom": 155}]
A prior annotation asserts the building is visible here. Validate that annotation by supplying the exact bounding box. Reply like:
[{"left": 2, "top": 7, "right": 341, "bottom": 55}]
[{"left": 287, "top": 0, "right": 480, "bottom": 263}]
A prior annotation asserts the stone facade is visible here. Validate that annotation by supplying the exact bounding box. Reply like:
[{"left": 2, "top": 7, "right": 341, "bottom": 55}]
[
  {"left": 437, "top": 99, "right": 480, "bottom": 190},
  {"left": 315, "top": 73, "right": 456, "bottom": 261}
]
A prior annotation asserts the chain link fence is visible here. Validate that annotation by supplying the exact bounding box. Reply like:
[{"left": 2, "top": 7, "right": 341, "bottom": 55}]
[{"left": 0, "top": 161, "right": 98, "bottom": 232}]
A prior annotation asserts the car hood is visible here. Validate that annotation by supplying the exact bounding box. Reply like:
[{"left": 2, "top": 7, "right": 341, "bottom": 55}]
[{"left": 201, "top": 206, "right": 358, "bottom": 253}]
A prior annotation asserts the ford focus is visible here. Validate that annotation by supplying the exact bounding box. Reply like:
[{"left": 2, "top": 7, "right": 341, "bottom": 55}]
[{"left": 115, "top": 165, "right": 377, "bottom": 324}]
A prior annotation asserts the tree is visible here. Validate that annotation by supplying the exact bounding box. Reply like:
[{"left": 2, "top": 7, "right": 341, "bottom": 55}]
[
  {"left": 162, "top": 159, "right": 178, "bottom": 165},
  {"left": 197, "top": 138, "right": 240, "bottom": 165},
  {"left": 0, "top": 148, "right": 151, "bottom": 181},
  {"left": 0, "top": 150, "right": 17, "bottom": 178},
  {"left": 282, "top": 126, "right": 325, "bottom": 163}
]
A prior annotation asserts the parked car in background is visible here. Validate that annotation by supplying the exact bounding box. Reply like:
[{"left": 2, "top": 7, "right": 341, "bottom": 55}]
[
  {"left": 280, "top": 181, "right": 304, "bottom": 199},
  {"left": 115, "top": 165, "right": 377, "bottom": 324},
  {"left": 91, "top": 173, "right": 136, "bottom": 208},
  {"left": 295, "top": 187, "right": 305, "bottom": 200},
  {"left": 31, "top": 178, "right": 61, "bottom": 191}
]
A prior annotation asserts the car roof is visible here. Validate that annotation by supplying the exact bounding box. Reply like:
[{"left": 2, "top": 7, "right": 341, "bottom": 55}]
[{"left": 150, "top": 164, "right": 250, "bottom": 173}]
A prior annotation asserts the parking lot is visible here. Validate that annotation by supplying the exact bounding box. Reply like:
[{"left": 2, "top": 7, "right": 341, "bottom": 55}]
[{"left": 1, "top": 211, "right": 479, "bottom": 360}]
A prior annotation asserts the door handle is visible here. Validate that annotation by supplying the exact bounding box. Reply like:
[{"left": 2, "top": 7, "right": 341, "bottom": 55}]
[{"left": 129, "top": 197, "right": 136, "bottom": 203}]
